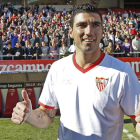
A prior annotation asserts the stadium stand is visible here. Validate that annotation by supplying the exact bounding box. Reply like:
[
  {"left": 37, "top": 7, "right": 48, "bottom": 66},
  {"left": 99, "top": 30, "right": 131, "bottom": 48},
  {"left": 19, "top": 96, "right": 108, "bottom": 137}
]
[
  {"left": 3, "top": 88, "right": 19, "bottom": 117},
  {"left": 25, "top": 88, "right": 36, "bottom": 109},
  {"left": 0, "top": 2, "right": 140, "bottom": 59}
]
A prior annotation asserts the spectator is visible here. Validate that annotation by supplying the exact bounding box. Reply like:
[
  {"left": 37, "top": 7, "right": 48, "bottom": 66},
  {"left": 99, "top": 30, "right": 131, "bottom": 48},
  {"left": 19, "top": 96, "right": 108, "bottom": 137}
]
[
  {"left": 114, "top": 43, "right": 122, "bottom": 58},
  {"left": 69, "top": 41, "right": 75, "bottom": 54},
  {"left": 13, "top": 42, "right": 23, "bottom": 60},
  {"left": 30, "top": 33, "right": 36, "bottom": 48},
  {"left": 128, "top": 29, "right": 135, "bottom": 40},
  {"left": 11, "top": 31, "right": 18, "bottom": 48},
  {"left": 106, "top": 41, "right": 114, "bottom": 56},
  {"left": 17, "top": 35, "right": 25, "bottom": 47},
  {"left": 32, "top": 42, "right": 42, "bottom": 59},
  {"left": 115, "top": 31, "right": 122, "bottom": 45},
  {"left": 103, "top": 34, "right": 113, "bottom": 47},
  {"left": 132, "top": 35, "right": 140, "bottom": 57},
  {"left": 24, "top": 41, "right": 34, "bottom": 60},
  {"left": 59, "top": 41, "right": 69, "bottom": 58},
  {"left": 122, "top": 38, "right": 132, "bottom": 57},
  {"left": 5, "top": 44, "right": 13, "bottom": 60},
  {"left": 49, "top": 42, "right": 59, "bottom": 59},
  {"left": 41, "top": 41, "right": 49, "bottom": 59},
  {"left": 108, "top": 31, "right": 114, "bottom": 46}
]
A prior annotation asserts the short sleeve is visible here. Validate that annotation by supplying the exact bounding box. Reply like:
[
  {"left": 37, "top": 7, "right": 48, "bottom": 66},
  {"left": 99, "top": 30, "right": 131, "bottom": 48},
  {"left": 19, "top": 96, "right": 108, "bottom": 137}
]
[
  {"left": 120, "top": 64, "right": 140, "bottom": 117},
  {"left": 38, "top": 63, "right": 59, "bottom": 109}
]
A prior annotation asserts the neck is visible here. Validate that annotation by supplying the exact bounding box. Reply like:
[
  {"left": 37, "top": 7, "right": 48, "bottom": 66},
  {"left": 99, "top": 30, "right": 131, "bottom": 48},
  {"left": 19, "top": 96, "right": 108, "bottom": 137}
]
[{"left": 75, "top": 48, "right": 101, "bottom": 69}]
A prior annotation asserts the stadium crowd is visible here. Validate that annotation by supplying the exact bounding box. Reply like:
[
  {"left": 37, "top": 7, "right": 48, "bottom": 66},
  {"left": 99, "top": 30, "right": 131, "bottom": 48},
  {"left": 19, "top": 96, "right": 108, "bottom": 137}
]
[{"left": 0, "top": 3, "right": 140, "bottom": 60}]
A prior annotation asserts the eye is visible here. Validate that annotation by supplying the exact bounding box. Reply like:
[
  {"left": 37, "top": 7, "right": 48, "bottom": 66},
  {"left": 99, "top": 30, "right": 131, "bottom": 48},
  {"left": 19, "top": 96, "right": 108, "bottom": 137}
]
[
  {"left": 93, "top": 24, "right": 100, "bottom": 27},
  {"left": 78, "top": 24, "right": 86, "bottom": 28}
]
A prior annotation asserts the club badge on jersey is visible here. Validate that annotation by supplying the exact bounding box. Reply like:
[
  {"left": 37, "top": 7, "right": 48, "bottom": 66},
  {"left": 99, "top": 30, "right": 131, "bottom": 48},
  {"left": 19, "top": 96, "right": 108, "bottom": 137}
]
[{"left": 96, "top": 77, "right": 109, "bottom": 91}]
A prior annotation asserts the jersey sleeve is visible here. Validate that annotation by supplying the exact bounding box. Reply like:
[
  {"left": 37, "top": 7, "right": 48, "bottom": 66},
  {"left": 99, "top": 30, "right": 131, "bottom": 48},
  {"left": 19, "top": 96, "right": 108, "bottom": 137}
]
[
  {"left": 120, "top": 64, "right": 140, "bottom": 117},
  {"left": 38, "top": 63, "right": 59, "bottom": 109}
]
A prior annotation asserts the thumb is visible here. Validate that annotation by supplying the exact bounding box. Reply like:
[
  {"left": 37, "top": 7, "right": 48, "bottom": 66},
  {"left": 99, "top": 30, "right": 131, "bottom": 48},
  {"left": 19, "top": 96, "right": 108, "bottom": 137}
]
[{"left": 22, "top": 90, "right": 30, "bottom": 103}]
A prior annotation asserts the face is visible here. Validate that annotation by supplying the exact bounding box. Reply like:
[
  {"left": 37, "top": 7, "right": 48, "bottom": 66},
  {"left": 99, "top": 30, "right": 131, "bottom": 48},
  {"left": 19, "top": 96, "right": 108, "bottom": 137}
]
[
  {"left": 36, "top": 43, "right": 39, "bottom": 47},
  {"left": 70, "top": 12, "right": 102, "bottom": 54},
  {"left": 108, "top": 42, "right": 112, "bottom": 47},
  {"left": 16, "top": 43, "right": 20, "bottom": 48},
  {"left": 42, "top": 42, "right": 45, "bottom": 46},
  {"left": 125, "top": 39, "right": 129, "bottom": 43},
  {"left": 136, "top": 36, "right": 139, "bottom": 40}
]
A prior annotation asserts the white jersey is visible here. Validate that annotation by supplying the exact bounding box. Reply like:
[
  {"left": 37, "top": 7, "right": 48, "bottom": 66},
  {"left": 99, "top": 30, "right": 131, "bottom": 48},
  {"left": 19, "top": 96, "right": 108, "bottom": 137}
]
[{"left": 39, "top": 52, "right": 140, "bottom": 140}]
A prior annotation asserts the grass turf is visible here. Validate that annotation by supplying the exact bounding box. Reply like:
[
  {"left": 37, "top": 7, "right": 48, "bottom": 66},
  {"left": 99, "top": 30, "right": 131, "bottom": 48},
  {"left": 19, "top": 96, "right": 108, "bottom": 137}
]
[{"left": 0, "top": 116, "right": 139, "bottom": 140}]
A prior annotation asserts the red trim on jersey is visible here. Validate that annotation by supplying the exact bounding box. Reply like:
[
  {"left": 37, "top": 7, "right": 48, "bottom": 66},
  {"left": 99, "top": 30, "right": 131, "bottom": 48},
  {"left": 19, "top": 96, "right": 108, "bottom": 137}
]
[
  {"left": 128, "top": 115, "right": 136, "bottom": 118},
  {"left": 73, "top": 51, "right": 105, "bottom": 73},
  {"left": 38, "top": 101, "right": 55, "bottom": 109}
]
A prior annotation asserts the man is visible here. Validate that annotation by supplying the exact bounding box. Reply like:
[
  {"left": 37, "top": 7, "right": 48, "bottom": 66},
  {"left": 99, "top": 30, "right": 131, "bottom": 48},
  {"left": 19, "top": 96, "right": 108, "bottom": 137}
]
[
  {"left": 12, "top": 3, "right": 140, "bottom": 140},
  {"left": 34, "top": 32, "right": 44, "bottom": 47},
  {"left": 103, "top": 34, "right": 112, "bottom": 47},
  {"left": 11, "top": 31, "right": 18, "bottom": 48},
  {"left": 132, "top": 35, "right": 140, "bottom": 57}
]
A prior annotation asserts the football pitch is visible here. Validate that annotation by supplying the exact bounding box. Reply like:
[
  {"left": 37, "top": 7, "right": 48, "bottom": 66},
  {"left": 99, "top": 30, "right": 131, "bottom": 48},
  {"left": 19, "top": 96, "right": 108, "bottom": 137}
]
[{"left": 0, "top": 115, "right": 139, "bottom": 140}]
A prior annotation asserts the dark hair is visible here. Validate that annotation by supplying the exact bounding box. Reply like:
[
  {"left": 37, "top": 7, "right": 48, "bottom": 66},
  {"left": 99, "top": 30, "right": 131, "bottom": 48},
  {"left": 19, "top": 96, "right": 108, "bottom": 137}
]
[{"left": 70, "top": 3, "right": 102, "bottom": 29}]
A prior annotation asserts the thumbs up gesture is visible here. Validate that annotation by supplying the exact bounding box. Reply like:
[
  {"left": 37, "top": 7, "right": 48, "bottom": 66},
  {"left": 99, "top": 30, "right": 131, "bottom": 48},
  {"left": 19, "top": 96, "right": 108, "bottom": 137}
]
[{"left": 11, "top": 90, "right": 32, "bottom": 125}]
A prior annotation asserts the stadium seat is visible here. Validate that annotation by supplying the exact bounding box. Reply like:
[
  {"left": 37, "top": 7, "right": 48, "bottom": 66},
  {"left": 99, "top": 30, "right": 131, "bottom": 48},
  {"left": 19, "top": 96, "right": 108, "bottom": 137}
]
[
  {"left": 0, "top": 89, "right": 2, "bottom": 115},
  {"left": 25, "top": 88, "right": 36, "bottom": 109},
  {"left": 3, "top": 88, "right": 19, "bottom": 117}
]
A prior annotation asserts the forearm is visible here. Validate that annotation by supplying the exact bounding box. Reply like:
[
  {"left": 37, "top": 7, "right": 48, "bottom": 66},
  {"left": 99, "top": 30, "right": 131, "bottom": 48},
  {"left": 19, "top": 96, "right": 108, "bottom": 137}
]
[{"left": 26, "top": 108, "right": 53, "bottom": 129}]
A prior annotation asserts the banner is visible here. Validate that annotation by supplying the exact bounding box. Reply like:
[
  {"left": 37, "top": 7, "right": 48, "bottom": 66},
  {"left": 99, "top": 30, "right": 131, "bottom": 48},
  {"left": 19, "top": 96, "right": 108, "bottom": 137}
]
[
  {"left": 0, "top": 83, "right": 24, "bottom": 89},
  {"left": 1, "top": 58, "right": 140, "bottom": 77},
  {"left": 118, "top": 57, "right": 140, "bottom": 77},
  {"left": 25, "top": 82, "right": 44, "bottom": 87},
  {"left": 0, "top": 60, "right": 56, "bottom": 73}
]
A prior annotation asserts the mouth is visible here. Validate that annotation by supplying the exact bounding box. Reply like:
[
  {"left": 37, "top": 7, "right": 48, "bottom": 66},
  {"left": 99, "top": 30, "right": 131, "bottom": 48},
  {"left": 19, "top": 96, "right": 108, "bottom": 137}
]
[{"left": 82, "top": 39, "right": 96, "bottom": 43}]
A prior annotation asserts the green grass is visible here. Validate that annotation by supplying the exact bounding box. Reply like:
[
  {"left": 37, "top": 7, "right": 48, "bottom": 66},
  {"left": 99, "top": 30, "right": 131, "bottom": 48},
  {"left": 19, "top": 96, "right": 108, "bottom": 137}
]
[
  {"left": 0, "top": 116, "right": 139, "bottom": 140},
  {"left": 0, "top": 118, "right": 60, "bottom": 140},
  {"left": 123, "top": 115, "right": 139, "bottom": 140}
]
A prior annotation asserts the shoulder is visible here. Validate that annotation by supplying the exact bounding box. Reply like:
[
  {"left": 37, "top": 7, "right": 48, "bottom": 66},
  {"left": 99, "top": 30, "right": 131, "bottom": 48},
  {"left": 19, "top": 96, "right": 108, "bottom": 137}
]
[{"left": 103, "top": 54, "right": 132, "bottom": 74}]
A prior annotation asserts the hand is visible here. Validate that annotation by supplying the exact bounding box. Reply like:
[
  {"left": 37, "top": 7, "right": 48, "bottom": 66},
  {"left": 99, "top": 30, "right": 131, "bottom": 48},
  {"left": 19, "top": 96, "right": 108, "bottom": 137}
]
[
  {"left": 11, "top": 90, "right": 32, "bottom": 125},
  {"left": 135, "top": 95, "right": 140, "bottom": 126}
]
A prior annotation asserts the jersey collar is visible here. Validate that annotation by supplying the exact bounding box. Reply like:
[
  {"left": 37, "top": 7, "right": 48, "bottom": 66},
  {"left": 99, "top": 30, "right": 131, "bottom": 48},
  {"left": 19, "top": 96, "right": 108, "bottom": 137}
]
[{"left": 72, "top": 51, "right": 105, "bottom": 73}]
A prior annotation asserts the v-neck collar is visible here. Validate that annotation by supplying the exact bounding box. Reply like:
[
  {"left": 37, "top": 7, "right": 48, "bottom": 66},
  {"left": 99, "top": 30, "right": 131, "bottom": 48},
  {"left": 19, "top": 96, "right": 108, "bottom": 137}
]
[{"left": 72, "top": 51, "right": 105, "bottom": 73}]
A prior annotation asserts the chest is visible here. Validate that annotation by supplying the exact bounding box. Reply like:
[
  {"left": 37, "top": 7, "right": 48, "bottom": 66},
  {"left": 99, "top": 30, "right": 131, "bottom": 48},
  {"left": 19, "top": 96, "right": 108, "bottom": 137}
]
[{"left": 54, "top": 68, "right": 124, "bottom": 116}]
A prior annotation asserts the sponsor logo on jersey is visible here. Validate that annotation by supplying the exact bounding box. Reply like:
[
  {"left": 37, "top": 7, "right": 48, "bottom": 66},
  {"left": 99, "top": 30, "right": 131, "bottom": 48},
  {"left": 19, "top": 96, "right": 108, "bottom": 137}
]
[
  {"left": 61, "top": 79, "right": 72, "bottom": 85},
  {"left": 96, "top": 77, "right": 109, "bottom": 91}
]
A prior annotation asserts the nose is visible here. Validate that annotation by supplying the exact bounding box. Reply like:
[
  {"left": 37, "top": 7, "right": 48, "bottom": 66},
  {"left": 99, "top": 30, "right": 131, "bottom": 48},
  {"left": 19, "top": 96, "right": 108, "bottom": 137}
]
[{"left": 85, "top": 25, "right": 93, "bottom": 36}]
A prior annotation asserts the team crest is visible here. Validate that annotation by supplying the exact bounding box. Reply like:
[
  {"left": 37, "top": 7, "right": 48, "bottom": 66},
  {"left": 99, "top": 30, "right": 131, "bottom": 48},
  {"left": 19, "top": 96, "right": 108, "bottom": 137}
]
[{"left": 96, "top": 77, "right": 109, "bottom": 91}]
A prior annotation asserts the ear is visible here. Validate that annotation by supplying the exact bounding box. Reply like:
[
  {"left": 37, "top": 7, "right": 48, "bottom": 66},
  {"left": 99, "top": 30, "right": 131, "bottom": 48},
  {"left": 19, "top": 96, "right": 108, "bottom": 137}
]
[{"left": 69, "top": 27, "right": 74, "bottom": 39}]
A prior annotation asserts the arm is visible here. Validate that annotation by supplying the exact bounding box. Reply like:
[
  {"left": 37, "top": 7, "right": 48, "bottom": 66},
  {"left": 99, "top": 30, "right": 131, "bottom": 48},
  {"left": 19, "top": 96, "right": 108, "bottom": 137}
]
[
  {"left": 11, "top": 90, "right": 57, "bottom": 129},
  {"left": 26, "top": 106, "right": 57, "bottom": 129}
]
